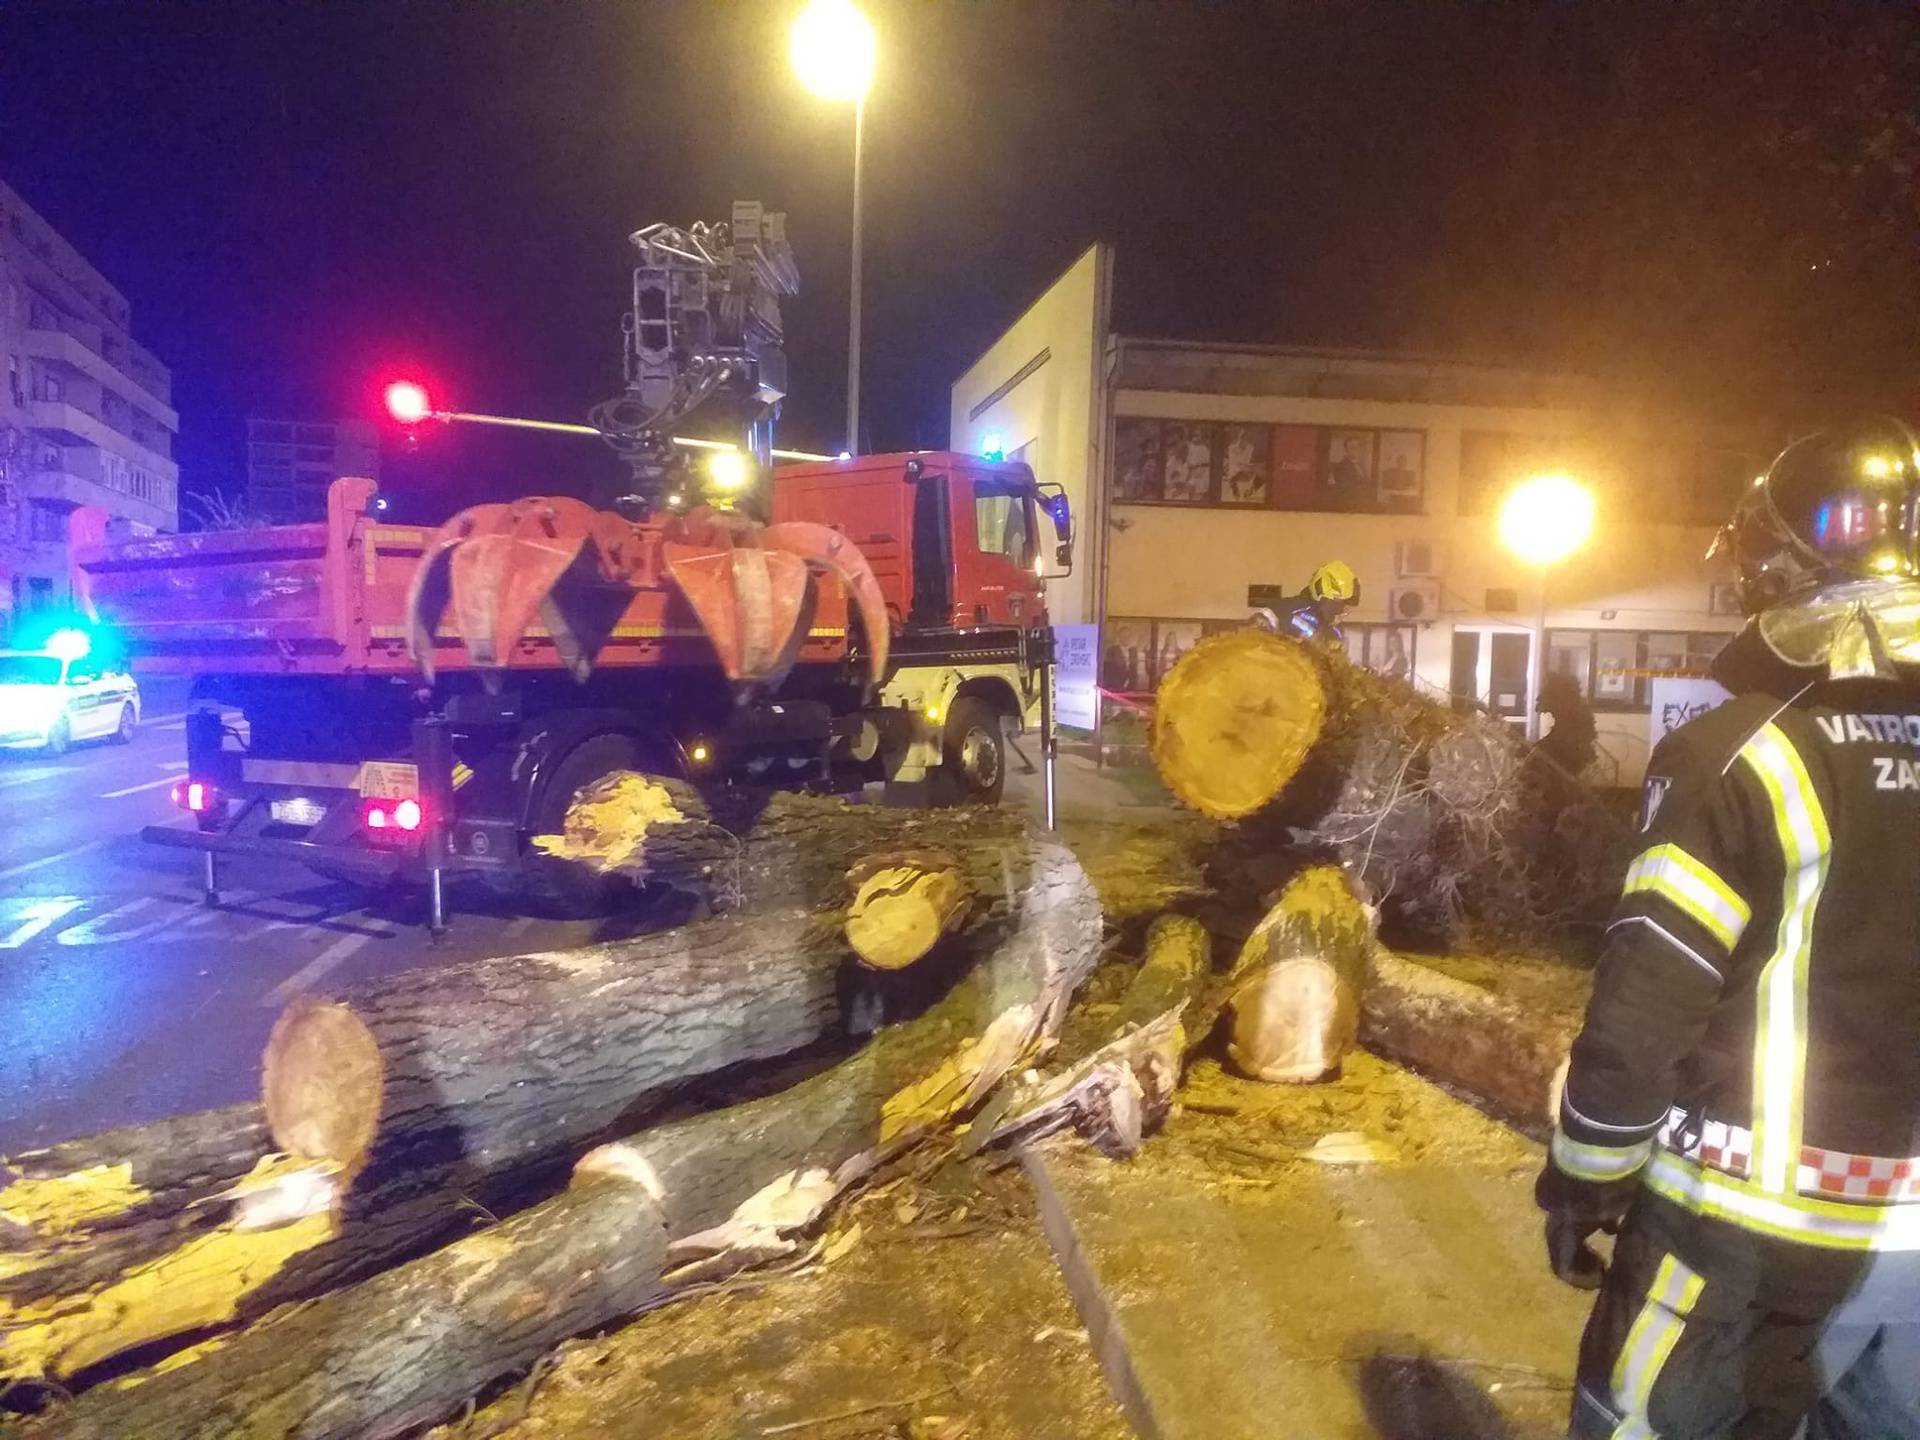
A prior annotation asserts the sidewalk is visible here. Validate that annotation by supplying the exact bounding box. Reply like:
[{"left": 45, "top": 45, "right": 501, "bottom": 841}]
[{"left": 1023, "top": 1053, "right": 1590, "bottom": 1440}]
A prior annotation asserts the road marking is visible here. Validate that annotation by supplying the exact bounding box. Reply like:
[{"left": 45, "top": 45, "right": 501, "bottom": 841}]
[
  {"left": 152, "top": 718, "right": 188, "bottom": 731},
  {"left": 0, "top": 897, "right": 87, "bottom": 948},
  {"left": 264, "top": 928, "right": 379, "bottom": 1006},
  {"left": 100, "top": 775, "right": 183, "bottom": 799},
  {"left": 162, "top": 759, "right": 189, "bottom": 770},
  {"left": 0, "top": 840, "right": 106, "bottom": 882}
]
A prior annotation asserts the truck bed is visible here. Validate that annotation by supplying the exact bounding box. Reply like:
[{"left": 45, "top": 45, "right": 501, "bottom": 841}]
[{"left": 77, "top": 477, "right": 852, "bottom": 678}]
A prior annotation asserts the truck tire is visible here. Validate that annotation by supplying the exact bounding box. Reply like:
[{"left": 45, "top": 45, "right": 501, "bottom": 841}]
[
  {"left": 929, "top": 695, "right": 1007, "bottom": 807},
  {"left": 519, "top": 732, "right": 650, "bottom": 918}
]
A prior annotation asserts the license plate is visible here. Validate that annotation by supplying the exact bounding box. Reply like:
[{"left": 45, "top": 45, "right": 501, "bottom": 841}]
[
  {"left": 355, "top": 761, "right": 419, "bottom": 800},
  {"left": 270, "top": 796, "right": 328, "bottom": 827}
]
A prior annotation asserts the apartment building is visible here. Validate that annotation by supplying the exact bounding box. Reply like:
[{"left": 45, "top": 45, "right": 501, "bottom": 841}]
[
  {"left": 243, "top": 416, "right": 379, "bottom": 523},
  {"left": 953, "top": 246, "right": 1771, "bottom": 786},
  {"left": 0, "top": 177, "right": 178, "bottom": 621}
]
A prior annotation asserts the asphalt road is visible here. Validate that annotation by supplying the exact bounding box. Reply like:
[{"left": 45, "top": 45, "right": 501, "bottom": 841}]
[{"left": 0, "top": 707, "right": 600, "bottom": 1153}]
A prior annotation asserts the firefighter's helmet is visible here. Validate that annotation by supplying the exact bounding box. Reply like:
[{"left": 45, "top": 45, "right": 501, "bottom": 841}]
[
  {"left": 1712, "top": 417, "right": 1920, "bottom": 613},
  {"left": 1307, "top": 560, "right": 1359, "bottom": 604}
]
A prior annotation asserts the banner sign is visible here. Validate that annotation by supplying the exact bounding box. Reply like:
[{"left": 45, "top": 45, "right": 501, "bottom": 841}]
[
  {"left": 1649, "top": 675, "right": 1732, "bottom": 749},
  {"left": 1054, "top": 623, "right": 1099, "bottom": 730}
]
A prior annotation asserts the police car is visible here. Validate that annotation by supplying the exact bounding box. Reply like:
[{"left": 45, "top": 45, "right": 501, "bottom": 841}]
[{"left": 0, "top": 632, "right": 141, "bottom": 755}]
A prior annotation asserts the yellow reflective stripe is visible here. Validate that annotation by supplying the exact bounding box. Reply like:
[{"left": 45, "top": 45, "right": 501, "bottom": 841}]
[
  {"left": 1552, "top": 1129, "right": 1652, "bottom": 1182},
  {"left": 1644, "top": 1151, "right": 1920, "bottom": 1251},
  {"left": 1622, "top": 843, "right": 1750, "bottom": 951},
  {"left": 1609, "top": 1252, "right": 1704, "bottom": 1438},
  {"left": 1737, "top": 724, "right": 1832, "bottom": 1194}
]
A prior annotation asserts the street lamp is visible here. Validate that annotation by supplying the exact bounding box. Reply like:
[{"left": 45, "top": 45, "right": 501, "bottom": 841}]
[
  {"left": 790, "top": 0, "right": 875, "bottom": 455},
  {"left": 1499, "top": 471, "right": 1595, "bottom": 740}
]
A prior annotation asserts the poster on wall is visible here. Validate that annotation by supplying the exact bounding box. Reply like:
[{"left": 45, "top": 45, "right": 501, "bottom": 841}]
[
  {"left": 1102, "top": 618, "right": 1156, "bottom": 694},
  {"left": 1218, "top": 424, "right": 1272, "bottom": 505},
  {"left": 1648, "top": 676, "right": 1733, "bottom": 751},
  {"left": 1113, "top": 419, "right": 1161, "bottom": 502},
  {"left": 1053, "top": 623, "right": 1099, "bottom": 730},
  {"left": 1159, "top": 422, "right": 1215, "bottom": 503},
  {"left": 1377, "top": 430, "right": 1424, "bottom": 508},
  {"left": 1153, "top": 620, "right": 1205, "bottom": 682},
  {"left": 1324, "top": 429, "right": 1377, "bottom": 509},
  {"left": 1271, "top": 425, "right": 1319, "bottom": 508}
]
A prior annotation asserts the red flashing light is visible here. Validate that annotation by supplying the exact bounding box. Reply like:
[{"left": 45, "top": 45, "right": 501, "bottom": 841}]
[
  {"left": 384, "top": 380, "right": 432, "bottom": 425},
  {"left": 172, "top": 780, "right": 212, "bottom": 813},
  {"left": 363, "top": 797, "right": 426, "bottom": 836}
]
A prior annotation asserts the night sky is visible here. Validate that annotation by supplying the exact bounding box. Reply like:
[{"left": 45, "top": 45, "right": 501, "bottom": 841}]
[{"left": 4, "top": 2, "right": 1915, "bottom": 512}]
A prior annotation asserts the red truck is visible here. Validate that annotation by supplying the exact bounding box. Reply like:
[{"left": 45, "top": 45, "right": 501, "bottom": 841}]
[{"left": 76, "top": 454, "right": 1070, "bottom": 928}]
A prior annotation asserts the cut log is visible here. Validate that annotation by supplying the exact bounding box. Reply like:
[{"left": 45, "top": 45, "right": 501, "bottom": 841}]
[
  {"left": 843, "top": 851, "right": 972, "bottom": 969},
  {"left": 1360, "top": 948, "right": 1581, "bottom": 1130},
  {"left": 1221, "top": 865, "right": 1375, "bottom": 1084},
  {"left": 29, "top": 1178, "right": 671, "bottom": 1440},
  {"left": 1149, "top": 629, "right": 1624, "bottom": 939},
  {"left": 35, "top": 843, "right": 1103, "bottom": 1439}
]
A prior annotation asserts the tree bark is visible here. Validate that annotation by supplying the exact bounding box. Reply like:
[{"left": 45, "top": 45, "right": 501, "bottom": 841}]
[
  {"left": 1360, "top": 949, "right": 1577, "bottom": 1130},
  {"left": 33, "top": 843, "right": 1103, "bottom": 1439}
]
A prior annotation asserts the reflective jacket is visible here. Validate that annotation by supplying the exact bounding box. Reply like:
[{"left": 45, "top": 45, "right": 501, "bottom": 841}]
[{"left": 1551, "top": 678, "right": 1920, "bottom": 1258}]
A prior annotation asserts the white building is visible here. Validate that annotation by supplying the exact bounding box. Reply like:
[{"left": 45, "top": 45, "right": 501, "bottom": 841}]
[
  {"left": 953, "top": 247, "right": 1770, "bottom": 787},
  {"left": 243, "top": 416, "right": 379, "bottom": 524},
  {"left": 0, "top": 177, "right": 178, "bottom": 621}
]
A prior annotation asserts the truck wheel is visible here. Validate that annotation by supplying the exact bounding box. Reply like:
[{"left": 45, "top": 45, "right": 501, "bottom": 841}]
[
  {"left": 114, "top": 705, "right": 137, "bottom": 744},
  {"left": 44, "top": 718, "right": 70, "bottom": 758},
  {"left": 520, "top": 732, "right": 648, "bottom": 918},
  {"left": 929, "top": 696, "right": 1007, "bottom": 806}
]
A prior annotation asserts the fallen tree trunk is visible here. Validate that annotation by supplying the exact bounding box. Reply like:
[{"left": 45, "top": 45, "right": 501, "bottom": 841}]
[
  {"left": 1150, "top": 629, "right": 1620, "bottom": 938},
  {"left": 844, "top": 851, "right": 973, "bottom": 970},
  {"left": 533, "top": 774, "right": 1032, "bottom": 920},
  {"left": 1360, "top": 949, "right": 1580, "bottom": 1131},
  {"left": 36, "top": 843, "right": 1103, "bottom": 1439},
  {"left": 1, "top": 1105, "right": 269, "bottom": 1249}
]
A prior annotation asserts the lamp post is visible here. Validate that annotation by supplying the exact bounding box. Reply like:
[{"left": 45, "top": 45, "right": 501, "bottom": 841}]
[
  {"left": 1498, "top": 472, "right": 1595, "bottom": 740},
  {"left": 790, "top": 0, "right": 876, "bottom": 456}
]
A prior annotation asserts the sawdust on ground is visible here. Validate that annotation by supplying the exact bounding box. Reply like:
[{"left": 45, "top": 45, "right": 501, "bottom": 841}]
[{"left": 430, "top": 1160, "right": 1133, "bottom": 1440}]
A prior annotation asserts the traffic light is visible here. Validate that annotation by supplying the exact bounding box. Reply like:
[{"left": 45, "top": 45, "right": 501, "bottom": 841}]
[{"left": 384, "top": 380, "right": 433, "bottom": 425}]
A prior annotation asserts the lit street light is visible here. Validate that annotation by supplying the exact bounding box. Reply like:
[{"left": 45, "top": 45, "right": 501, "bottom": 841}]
[
  {"left": 1499, "top": 471, "right": 1595, "bottom": 740},
  {"left": 790, "top": 0, "right": 875, "bottom": 456}
]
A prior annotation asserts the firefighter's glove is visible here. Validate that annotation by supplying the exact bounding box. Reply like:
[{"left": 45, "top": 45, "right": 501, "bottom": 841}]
[{"left": 1534, "top": 1164, "right": 1634, "bottom": 1291}]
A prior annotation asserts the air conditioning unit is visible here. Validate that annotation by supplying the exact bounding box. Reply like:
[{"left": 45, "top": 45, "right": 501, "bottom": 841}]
[
  {"left": 1394, "top": 539, "right": 1443, "bottom": 579},
  {"left": 1388, "top": 581, "right": 1442, "bottom": 623}
]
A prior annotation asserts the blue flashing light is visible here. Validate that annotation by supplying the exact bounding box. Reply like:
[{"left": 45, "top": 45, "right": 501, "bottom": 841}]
[
  {"left": 44, "top": 629, "right": 91, "bottom": 662},
  {"left": 980, "top": 432, "right": 1006, "bottom": 462}
]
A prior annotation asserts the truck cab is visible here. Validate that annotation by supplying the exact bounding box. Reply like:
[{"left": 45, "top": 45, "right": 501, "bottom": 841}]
[{"left": 771, "top": 450, "right": 1070, "bottom": 799}]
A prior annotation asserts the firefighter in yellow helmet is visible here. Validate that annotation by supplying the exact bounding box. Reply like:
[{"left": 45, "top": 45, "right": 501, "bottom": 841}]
[
  {"left": 1251, "top": 561, "right": 1359, "bottom": 641},
  {"left": 1539, "top": 417, "right": 1920, "bottom": 1438}
]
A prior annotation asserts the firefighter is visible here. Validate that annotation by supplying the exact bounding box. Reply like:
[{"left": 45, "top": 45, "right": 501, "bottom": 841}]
[
  {"left": 1538, "top": 416, "right": 1920, "bottom": 1438},
  {"left": 1251, "top": 561, "right": 1360, "bottom": 641}
]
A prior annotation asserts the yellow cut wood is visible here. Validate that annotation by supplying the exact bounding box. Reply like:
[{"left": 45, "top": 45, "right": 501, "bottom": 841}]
[
  {"left": 0, "top": 1163, "right": 149, "bottom": 1245},
  {"left": 845, "top": 860, "right": 971, "bottom": 970},
  {"left": 1150, "top": 629, "right": 1327, "bottom": 820},
  {"left": 1224, "top": 865, "right": 1374, "bottom": 1084},
  {"left": 530, "top": 771, "right": 685, "bottom": 865}
]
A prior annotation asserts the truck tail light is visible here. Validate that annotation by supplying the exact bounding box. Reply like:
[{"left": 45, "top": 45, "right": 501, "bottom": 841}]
[
  {"left": 363, "top": 797, "right": 426, "bottom": 835},
  {"left": 172, "top": 780, "right": 213, "bottom": 813}
]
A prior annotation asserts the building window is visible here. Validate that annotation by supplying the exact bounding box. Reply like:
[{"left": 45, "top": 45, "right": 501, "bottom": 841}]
[
  {"left": 1548, "top": 628, "right": 1733, "bottom": 712},
  {"left": 1113, "top": 417, "right": 1426, "bottom": 514},
  {"left": 26, "top": 499, "right": 69, "bottom": 542},
  {"left": 1341, "top": 623, "right": 1417, "bottom": 682}
]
